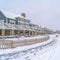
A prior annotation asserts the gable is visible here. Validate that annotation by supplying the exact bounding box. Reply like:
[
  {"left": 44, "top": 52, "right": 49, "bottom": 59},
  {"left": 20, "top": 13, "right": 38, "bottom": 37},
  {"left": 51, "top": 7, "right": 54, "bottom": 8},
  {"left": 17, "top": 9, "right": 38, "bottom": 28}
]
[
  {"left": 0, "top": 11, "right": 6, "bottom": 20},
  {"left": 0, "top": 10, "right": 20, "bottom": 19}
]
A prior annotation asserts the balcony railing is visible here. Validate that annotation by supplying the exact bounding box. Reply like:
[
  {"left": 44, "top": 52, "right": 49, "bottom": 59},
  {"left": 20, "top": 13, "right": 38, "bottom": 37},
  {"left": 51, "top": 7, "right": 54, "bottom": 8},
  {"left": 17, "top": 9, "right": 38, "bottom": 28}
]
[{"left": 0, "top": 21, "right": 40, "bottom": 31}]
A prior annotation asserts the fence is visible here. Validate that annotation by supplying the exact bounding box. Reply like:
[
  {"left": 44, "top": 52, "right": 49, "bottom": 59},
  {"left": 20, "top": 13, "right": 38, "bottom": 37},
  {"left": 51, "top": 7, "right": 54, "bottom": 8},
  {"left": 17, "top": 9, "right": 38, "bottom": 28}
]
[{"left": 0, "top": 36, "right": 49, "bottom": 49}]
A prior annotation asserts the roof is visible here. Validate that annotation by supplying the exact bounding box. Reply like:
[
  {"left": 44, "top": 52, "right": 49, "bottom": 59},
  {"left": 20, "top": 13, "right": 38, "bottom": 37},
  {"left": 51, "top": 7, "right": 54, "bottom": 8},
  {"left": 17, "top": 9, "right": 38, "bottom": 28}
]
[{"left": 0, "top": 9, "right": 24, "bottom": 19}]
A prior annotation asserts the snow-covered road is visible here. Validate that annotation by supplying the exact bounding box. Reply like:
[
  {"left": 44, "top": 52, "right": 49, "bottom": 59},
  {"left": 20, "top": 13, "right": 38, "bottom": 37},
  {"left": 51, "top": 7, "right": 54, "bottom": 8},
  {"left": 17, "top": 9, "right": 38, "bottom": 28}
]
[
  {"left": 0, "top": 35, "right": 60, "bottom": 60},
  {"left": 31, "top": 35, "right": 60, "bottom": 60},
  {"left": 50, "top": 36, "right": 60, "bottom": 60}
]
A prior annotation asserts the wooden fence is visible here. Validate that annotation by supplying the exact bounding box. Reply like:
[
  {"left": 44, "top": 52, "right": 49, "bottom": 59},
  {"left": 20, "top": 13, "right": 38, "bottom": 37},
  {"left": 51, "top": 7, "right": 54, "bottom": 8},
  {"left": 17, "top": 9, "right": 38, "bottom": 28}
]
[{"left": 0, "top": 36, "right": 49, "bottom": 49}]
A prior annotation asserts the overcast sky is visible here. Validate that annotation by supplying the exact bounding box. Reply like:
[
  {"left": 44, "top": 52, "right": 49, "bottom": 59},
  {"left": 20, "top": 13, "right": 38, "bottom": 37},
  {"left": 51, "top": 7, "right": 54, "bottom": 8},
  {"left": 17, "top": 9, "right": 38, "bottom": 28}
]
[{"left": 0, "top": 0, "right": 60, "bottom": 30}]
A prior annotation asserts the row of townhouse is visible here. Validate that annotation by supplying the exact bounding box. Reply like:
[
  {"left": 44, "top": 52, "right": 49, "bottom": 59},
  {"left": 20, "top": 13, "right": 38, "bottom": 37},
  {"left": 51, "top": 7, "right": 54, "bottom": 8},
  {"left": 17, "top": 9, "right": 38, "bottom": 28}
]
[{"left": 0, "top": 10, "right": 53, "bottom": 36}]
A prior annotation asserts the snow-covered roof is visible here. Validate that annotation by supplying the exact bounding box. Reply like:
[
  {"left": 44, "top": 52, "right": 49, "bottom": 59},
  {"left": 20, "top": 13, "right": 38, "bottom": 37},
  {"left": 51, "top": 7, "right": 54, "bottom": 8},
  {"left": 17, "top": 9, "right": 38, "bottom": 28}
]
[{"left": 0, "top": 9, "right": 23, "bottom": 19}]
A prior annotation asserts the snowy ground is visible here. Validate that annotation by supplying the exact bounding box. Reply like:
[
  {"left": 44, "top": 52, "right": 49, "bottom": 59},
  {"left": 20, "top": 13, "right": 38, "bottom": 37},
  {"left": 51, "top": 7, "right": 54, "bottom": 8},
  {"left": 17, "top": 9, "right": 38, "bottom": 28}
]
[{"left": 0, "top": 34, "right": 60, "bottom": 60}]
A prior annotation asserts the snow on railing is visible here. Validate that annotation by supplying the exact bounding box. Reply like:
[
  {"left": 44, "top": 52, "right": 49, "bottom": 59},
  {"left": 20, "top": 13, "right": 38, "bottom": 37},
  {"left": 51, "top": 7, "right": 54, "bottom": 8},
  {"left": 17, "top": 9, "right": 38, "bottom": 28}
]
[{"left": 0, "top": 36, "right": 49, "bottom": 49}]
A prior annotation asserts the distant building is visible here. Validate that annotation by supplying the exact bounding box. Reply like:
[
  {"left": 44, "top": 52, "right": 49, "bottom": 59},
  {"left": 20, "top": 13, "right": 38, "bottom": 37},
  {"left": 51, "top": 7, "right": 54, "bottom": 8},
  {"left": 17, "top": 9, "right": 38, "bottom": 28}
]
[
  {"left": 0, "top": 10, "right": 53, "bottom": 36},
  {"left": 54, "top": 30, "right": 60, "bottom": 34}
]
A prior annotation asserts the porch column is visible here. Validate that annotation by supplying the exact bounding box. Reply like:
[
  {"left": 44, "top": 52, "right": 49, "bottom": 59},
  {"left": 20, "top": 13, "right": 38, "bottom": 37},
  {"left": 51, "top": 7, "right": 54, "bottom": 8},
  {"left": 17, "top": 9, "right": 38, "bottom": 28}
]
[
  {"left": 2, "top": 29, "right": 5, "bottom": 36},
  {"left": 32, "top": 31, "right": 34, "bottom": 35},
  {"left": 29, "top": 31, "right": 30, "bottom": 36},
  {"left": 18, "top": 30, "right": 20, "bottom": 36},
  {"left": 12, "top": 30, "right": 15, "bottom": 35},
  {"left": 23, "top": 30, "right": 25, "bottom": 36}
]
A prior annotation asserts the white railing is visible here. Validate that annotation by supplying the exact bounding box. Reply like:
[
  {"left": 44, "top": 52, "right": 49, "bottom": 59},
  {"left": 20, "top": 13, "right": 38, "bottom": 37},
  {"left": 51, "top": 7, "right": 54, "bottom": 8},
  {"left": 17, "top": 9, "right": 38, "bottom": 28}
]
[
  {"left": 0, "top": 36, "right": 49, "bottom": 49},
  {"left": 0, "top": 20, "right": 41, "bottom": 31}
]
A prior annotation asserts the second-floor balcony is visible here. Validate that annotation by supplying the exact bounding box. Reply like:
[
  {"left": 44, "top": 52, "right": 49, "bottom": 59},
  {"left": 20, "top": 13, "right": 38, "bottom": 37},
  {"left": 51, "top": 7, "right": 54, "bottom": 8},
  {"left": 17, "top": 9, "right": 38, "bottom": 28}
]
[{"left": 0, "top": 20, "right": 40, "bottom": 31}]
